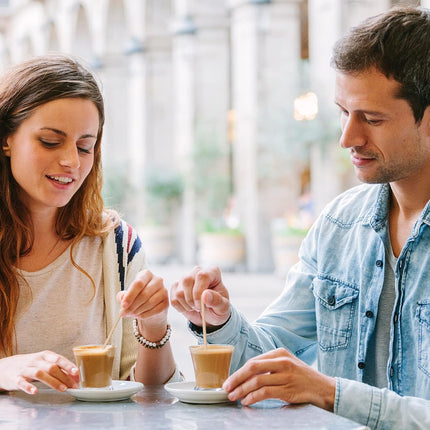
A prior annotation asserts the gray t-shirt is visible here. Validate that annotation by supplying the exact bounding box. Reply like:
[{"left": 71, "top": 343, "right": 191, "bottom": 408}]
[{"left": 363, "top": 243, "right": 397, "bottom": 388}]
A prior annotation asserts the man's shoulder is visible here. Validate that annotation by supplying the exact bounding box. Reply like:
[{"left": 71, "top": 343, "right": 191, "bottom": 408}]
[{"left": 321, "top": 183, "right": 384, "bottom": 224}]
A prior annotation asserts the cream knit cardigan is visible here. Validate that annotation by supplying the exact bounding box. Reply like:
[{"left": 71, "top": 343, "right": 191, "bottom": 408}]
[
  {"left": 102, "top": 219, "right": 182, "bottom": 383},
  {"left": 102, "top": 218, "right": 142, "bottom": 380}
]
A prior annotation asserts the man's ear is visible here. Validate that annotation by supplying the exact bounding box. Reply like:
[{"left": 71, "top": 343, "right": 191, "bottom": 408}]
[
  {"left": 423, "top": 106, "right": 430, "bottom": 137},
  {"left": 2, "top": 140, "right": 10, "bottom": 156}
]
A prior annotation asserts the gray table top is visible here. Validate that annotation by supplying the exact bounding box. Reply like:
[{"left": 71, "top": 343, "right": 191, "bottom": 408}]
[{"left": 0, "top": 384, "right": 369, "bottom": 430}]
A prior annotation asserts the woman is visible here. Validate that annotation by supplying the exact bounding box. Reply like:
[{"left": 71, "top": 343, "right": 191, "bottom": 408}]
[{"left": 0, "top": 54, "right": 180, "bottom": 394}]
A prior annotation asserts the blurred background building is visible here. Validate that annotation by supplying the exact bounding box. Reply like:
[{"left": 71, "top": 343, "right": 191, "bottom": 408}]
[{"left": 0, "top": 0, "right": 426, "bottom": 273}]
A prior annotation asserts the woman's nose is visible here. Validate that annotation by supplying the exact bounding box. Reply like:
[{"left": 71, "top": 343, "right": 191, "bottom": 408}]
[{"left": 58, "top": 144, "right": 80, "bottom": 169}]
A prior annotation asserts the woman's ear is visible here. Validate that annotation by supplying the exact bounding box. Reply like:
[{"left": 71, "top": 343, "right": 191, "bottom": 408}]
[{"left": 2, "top": 140, "right": 10, "bottom": 156}]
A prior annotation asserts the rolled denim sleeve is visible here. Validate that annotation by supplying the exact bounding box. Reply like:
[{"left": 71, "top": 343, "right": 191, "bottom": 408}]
[
  {"left": 189, "top": 296, "right": 317, "bottom": 372},
  {"left": 335, "top": 378, "right": 430, "bottom": 429}
]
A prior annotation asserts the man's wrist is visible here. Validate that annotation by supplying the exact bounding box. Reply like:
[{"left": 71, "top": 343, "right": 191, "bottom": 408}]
[
  {"left": 189, "top": 314, "right": 231, "bottom": 335},
  {"left": 316, "top": 375, "right": 336, "bottom": 412}
]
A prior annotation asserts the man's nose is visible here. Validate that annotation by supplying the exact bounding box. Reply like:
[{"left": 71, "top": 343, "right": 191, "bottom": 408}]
[{"left": 339, "top": 116, "right": 366, "bottom": 149}]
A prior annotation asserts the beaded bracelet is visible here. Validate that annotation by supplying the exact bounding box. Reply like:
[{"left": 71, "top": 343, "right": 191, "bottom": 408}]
[{"left": 132, "top": 319, "right": 172, "bottom": 349}]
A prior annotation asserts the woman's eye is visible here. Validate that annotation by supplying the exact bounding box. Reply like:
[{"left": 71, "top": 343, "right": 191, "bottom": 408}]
[
  {"left": 39, "top": 139, "right": 59, "bottom": 147},
  {"left": 78, "top": 147, "right": 91, "bottom": 154}
]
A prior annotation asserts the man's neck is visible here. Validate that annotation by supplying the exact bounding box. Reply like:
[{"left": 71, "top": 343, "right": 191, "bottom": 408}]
[
  {"left": 388, "top": 181, "right": 430, "bottom": 257},
  {"left": 389, "top": 179, "right": 430, "bottom": 219}
]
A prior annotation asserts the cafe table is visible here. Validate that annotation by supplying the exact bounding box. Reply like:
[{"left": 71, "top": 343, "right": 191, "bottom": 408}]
[{"left": 0, "top": 383, "right": 369, "bottom": 429}]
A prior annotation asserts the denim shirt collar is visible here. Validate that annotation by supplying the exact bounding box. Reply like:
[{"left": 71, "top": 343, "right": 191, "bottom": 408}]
[
  {"left": 367, "top": 183, "right": 430, "bottom": 236},
  {"left": 368, "top": 184, "right": 391, "bottom": 232}
]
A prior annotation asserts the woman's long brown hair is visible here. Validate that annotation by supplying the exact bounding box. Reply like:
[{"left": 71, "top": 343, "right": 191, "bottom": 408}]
[{"left": 0, "top": 55, "right": 118, "bottom": 356}]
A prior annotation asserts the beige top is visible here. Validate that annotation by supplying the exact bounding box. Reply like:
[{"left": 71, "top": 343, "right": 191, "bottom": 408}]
[
  {"left": 10, "top": 220, "right": 182, "bottom": 383},
  {"left": 16, "top": 236, "right": 105, "bottom": 362}
]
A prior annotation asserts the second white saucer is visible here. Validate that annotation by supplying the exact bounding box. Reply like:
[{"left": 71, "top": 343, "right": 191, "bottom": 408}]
[{"left": 164, "top": 381, "right": 231, "bottom": 404}]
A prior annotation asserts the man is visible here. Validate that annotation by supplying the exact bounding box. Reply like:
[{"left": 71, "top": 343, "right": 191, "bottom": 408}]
[{"left": 170, "top": 6, "right": 430, "bottom": 429}]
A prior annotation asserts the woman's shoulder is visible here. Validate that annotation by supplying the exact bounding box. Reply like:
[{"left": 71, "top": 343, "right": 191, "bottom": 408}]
[
  {"left": 105, "top": 217, "right": 143, "bottom": 257},
  {"left": 102, "top": 218, "right": 145, "bottom": 289},
  {"left": 113, "top": 218, "right": 138, "bottom": 239}
]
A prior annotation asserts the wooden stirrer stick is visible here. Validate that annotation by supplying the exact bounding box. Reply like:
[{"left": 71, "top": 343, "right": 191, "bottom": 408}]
[
  {"left": 201, "top": 300, "right": 208, "bottom": 348},
  {"left": 103, "top": 309, "right": 123, "bottom": 349}
]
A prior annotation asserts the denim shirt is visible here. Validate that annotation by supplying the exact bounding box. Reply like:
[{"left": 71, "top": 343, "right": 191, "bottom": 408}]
[{"left": 195, "top": 183, "right": 430, "bottom": 430}]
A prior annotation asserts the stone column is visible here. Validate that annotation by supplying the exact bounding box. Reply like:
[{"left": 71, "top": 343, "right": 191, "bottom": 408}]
[
  {"left": 228, "top": 0, "right": 303, "bottom": 271},
  {"left": 97, "top": 1, "right": 147, "bottom": 228},
  {"left": 172, "top": 1, "right": 198, "bottom": 264},
  {"left": 8, "top": 1, "right": 51, "bottom": 62},
  {"left": 172, "top": 0, "right": 230, "bottom": 265},
  {"left": 143, "top": 0, "right": 174, "bottom": 167},
  {"left": 81, "top": 0, "right": 109, "bottom": 62}
]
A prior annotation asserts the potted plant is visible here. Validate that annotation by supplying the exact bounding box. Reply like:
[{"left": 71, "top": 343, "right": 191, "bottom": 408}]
[
  {"left": 197, "top": 215, "right": 245, "bottom": 271},
  {"left": 102, "top": 164, "right": 137, "bottom": 222},
  {"left": 189, "top": 136, "right": 246, "bottom": 270},
  {"left": 139, "top": 165, "right": 184, "bottom": 264},
  {"left": 270, "top": 211, "right": 311, "bottom": 277}
]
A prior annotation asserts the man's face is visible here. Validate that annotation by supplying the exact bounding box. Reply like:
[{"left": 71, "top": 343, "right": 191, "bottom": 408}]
[{"left": 334, "top": 67, "right": 430, "bottom": 186}]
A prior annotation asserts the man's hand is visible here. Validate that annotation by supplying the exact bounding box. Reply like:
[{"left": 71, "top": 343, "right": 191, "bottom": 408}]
[
  {"left": 222, "top": 348, "right": 336, "bottom": 411},
  {"left": 170, "top": 266, "right": 231, "bottom": 329}
]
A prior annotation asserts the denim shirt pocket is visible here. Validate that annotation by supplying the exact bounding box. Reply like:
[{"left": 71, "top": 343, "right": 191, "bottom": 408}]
[
  {"left": 312, "top": 278, "right": 359, "bottom": 351},
  {"left": 416, "top": 300, "right": 430, "bottom": 377}
]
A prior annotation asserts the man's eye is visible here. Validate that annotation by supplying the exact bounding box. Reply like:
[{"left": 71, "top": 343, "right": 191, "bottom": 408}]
[{"left": 366, "top": 119, "right": 382, "bottom": 125}]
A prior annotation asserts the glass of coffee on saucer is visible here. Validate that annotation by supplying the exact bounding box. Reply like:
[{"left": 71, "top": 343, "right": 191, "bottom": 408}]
[
  {"left": 73, "top": 344, "right": 115, "bottom": 389},
  {"left": 189, "top": 344, "right": 234, "bottom": 390}
]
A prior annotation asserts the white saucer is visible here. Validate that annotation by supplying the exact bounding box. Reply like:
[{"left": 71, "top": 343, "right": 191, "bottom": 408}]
[
  {"left": 164, "top": 381, "right": 231, "bottom": 404},
  {"left": 67, "top": 380, "right": 143, "bottom": 402}
]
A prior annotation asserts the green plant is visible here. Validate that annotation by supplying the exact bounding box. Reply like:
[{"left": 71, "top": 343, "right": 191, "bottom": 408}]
[
  {"left": 143, "top": 166, "right": 184, "bottom": 225},
  {"left": 198, "top": 217, "right": 242, "bottom": 236},
  {"left": 189, "top": 133, "right": 234, "bottom": 233},
  {"left": 271, "top": 216, "right": 310, "bottom": 238},
  {"left": 102, "top": 165, "right": 136, "bottom": 215}
]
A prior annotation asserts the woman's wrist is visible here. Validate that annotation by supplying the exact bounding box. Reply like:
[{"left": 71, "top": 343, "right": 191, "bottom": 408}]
[
  {"left": 137, "top": 318, "right": 169, "bottom": 341},
  {"left": 134, "top": 319, "right": 171, "bottom": 349}
]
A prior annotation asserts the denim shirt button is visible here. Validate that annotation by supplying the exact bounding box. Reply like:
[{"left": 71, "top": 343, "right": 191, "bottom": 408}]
[
  {"left": 365, "top": 310, "right": 374, "bottom": 318},
  {"left": 390, "top": 366, "right": 394, "bottom": 378},
  {"left": 376, "top": 260, "right": 383, "bottom": 268},
  {"left": 358, "top": 362, "right": 366, "bottom": 369},
  {"left": 327, "top": 295, "right": 336, "bottom": 306},
  {"left": 393, "top": 313, "right": 398, "bottom": 324}
]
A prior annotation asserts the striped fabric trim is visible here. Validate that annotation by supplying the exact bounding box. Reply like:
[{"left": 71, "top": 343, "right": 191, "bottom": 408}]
[
  {"left": 114, "top": 222, "right": 143, "bottom": 291},
  {"left": 114, "top": 224, "right": 125, "bottom": 291}
]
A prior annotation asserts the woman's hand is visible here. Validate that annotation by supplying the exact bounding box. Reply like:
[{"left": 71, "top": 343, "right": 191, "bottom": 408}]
[
  {"left": 117, "top": 270, "right": 169, "bottom": 337},
  {"left": 223, "top": 348, "right": 336, "bottom": 411},
  {"left": 170, "top": 266, "right": 231, "bottom": 329},
  {"left": 0, "top": 351, "right": 79, "bottom": 394}
]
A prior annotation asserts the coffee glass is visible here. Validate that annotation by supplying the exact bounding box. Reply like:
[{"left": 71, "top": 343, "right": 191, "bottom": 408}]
[
  {"left": 189, "top": 344, "right": 234, "bottom": 390},
  {"left": 73, "top": 345, "right": 115, "bottom": 389}
]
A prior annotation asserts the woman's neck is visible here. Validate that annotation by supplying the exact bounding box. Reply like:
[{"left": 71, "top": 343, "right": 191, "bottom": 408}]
[{"left": 18, "top": 209, "right": 72, "bottom": 272}]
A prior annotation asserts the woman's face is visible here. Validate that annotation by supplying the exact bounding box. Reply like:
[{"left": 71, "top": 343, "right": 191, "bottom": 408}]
[{"left": 3, "top": 98, "right": 99, "bottom": 215}]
